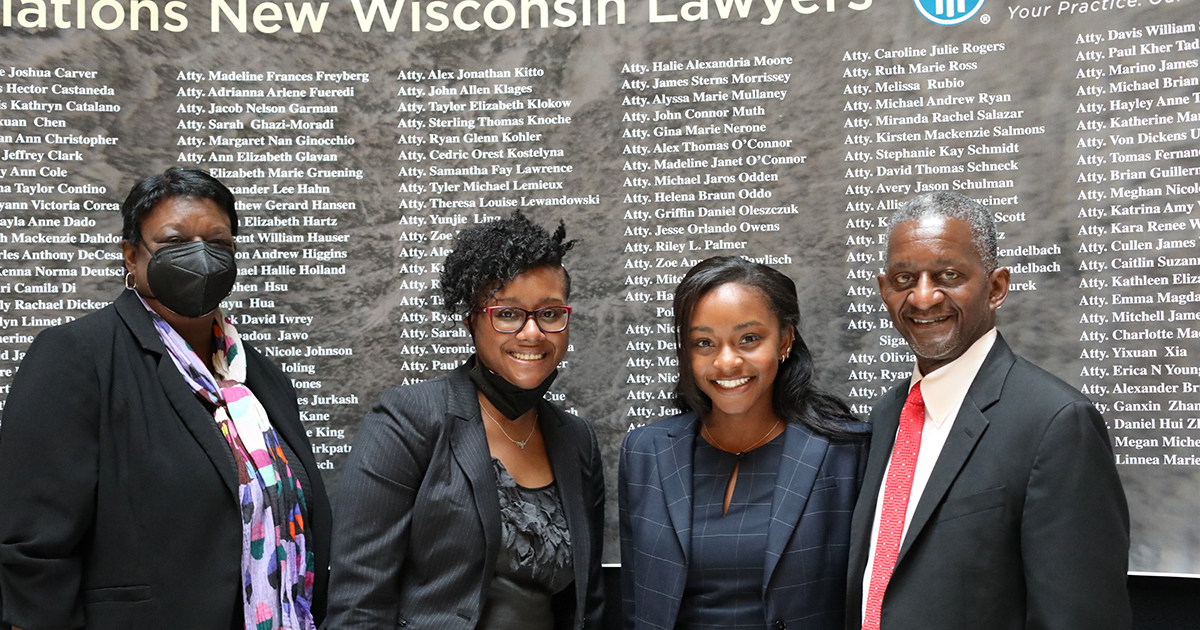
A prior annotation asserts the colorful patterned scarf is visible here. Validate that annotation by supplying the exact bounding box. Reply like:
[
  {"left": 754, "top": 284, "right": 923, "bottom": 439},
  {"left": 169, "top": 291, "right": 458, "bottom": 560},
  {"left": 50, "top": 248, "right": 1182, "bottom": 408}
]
[{"left": 140, "top": 297, "right": 316, "bottom": 630}]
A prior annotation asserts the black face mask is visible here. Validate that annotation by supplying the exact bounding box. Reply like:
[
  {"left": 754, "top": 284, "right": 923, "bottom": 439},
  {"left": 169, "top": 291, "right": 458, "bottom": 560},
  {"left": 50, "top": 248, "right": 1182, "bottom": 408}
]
[
  {"left": 468, "top": 355, "right": 558, "bottom": 420},
  {"left": 142, "top": 240, "right": 237, "bottom": 318}
]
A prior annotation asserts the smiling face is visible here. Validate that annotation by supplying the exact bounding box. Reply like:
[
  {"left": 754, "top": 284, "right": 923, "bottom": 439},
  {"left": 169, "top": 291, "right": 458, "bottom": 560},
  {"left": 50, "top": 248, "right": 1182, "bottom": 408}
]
[
  {"left": 120, "top": 196, "right": 236, "bottom": 319},
  {"left": 687, "top": 282, "right": 794, "bottom": 424},
  {"left": 468, "top": 265, "right": 570, "bottom": 390},
  {"left": 878, "top": 216, "right": 1009, "bottom": 375}
]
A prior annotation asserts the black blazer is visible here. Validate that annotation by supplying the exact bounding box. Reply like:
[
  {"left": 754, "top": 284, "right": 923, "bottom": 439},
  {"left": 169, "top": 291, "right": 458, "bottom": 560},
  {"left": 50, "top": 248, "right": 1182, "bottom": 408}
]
[
  {"left": 620, "top": 412, "right": 867, "bottom": 630},
  {"left": 846, "top": 334, "right": 1131, "bottom": 630},
  {"left": 324, "top": 362, "right": 605, "bottom": 630},
  {"left": 0, "top": 290, "right": 332, "bottom": 630}
]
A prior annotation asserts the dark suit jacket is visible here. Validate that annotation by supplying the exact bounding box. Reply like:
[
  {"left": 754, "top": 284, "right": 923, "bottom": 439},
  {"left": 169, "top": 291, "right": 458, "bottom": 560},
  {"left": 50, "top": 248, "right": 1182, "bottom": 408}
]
[
  {"left": 324, "top": 361, "right": 605, "bottom": 630},
  {"left": 0, "top": 289, "right": 332, "bottom": 630},
  {"left": 619, "top": 412, "right": 868, "bottom": 630},
  {"left": 846, "top": 334, "right": 1131, "bottom": 630}
]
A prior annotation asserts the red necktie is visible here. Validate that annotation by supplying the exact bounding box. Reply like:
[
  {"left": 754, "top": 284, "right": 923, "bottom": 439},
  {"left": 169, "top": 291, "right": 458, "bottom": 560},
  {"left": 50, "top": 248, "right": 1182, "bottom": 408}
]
[{"left": 863, "top": 382, "right": 925, "bottom": 630}]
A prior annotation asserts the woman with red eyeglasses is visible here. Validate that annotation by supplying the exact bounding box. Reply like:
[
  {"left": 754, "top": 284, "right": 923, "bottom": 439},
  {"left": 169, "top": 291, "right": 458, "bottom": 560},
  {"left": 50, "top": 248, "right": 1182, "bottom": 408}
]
[{"left": 325, "top": 210, "right": 604, "bottom": 630}]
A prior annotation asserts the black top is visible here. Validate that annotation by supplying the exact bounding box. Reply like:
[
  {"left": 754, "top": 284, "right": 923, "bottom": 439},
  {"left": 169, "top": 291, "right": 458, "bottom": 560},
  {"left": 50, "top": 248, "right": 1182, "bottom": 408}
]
[
  {"left": 677, "top": 433, "right": 785, "bottom": 630},
  {"left": 478, "top": 458, "right": 574, "bottom": 630}
]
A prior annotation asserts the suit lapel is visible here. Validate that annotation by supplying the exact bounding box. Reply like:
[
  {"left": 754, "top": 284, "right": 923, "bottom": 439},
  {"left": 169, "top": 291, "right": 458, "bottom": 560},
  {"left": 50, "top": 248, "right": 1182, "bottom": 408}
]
[
  {"left": 115, "top": 292, "right": 240, "bottom": 499},
  {"left": 541, "top": 401, "right": 581, "bottom": 510},
  {"left": 656, "top": 412, "right": 698, "bottom": 564},
  {"left": 895, "top": 402, "right": 988, "bottom": 562},
  {"left": 763, "top": 423, "right": 826, "bottom": 588},
  {"left": 446, "top": 367, "right": 502, "bottom": 576},
  {"left": 539, "top": 400, "right": 589, "bottom": 611},
  {"left": 896, "top": 336, "right": 1014, "bottom": 562}
]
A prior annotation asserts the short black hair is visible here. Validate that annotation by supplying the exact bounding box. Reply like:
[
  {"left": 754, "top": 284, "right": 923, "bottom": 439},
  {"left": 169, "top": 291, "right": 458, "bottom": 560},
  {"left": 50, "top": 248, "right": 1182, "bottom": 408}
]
[
  {"left": 672, "top": 256, "right": 866, "bottom": 440},
  {"left": 120, "top": 167, "right": 237, "bottom": 244},
  {"left": 440, "top": 209, "right": 575, "bottom": 316}
]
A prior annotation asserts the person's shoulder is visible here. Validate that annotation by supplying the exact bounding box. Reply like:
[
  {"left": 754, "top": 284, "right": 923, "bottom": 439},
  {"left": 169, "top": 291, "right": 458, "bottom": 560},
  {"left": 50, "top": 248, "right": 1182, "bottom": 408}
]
[
  {"left": 27, "top": 301, "right": 122, "bottom": 351},
  {"left": 822, "top": 416, "right": 873, "bottom": 441},
  {"left": 623, "top": 412, "right": 695, "bottom": 450},
  {"left": 346, "top": 373, "right": 463, "bottom": 448},
  {"left": 806, "top": 421, "right": 871, "bottom": 474},
  {"left": 6, "top": 304, "right": 125, "bottom": 396},
  {"left": 1004, "top": 354, "right": 1093, "bottom": 408},
  {"left": 376, "top": 372, "right": 451, "bottom": 396},
  {"left": 375, "top": 371, "right": 456, "bottom": 409},
  {"left": 635, "top": 411, "right": 695, "bottom": 435},
  {"left": 783, "top": 415, "right": 870, "bottom": 457}
]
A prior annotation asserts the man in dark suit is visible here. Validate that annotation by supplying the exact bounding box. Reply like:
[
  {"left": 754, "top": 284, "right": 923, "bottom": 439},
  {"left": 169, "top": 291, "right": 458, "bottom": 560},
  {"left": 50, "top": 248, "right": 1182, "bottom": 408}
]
[{"left": 847, "top": 192, "right": 1131, "bottom": 630}]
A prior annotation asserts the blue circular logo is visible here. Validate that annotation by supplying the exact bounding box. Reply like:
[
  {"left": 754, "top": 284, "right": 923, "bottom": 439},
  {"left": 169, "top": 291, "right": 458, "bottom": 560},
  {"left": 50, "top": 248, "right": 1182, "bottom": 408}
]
[{"left": 913, "top": 0, "right": 985, "bottom": 25}]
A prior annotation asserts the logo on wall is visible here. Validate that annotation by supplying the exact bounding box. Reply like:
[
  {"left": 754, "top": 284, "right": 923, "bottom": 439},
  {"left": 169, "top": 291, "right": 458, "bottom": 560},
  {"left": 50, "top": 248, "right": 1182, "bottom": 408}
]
[{"left": 913, "top": 0, "right": 984, "bottom": 25}]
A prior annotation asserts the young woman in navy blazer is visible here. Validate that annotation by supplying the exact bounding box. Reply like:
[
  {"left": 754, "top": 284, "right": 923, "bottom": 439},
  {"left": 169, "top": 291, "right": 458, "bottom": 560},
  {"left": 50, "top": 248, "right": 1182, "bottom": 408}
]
[{"left": 620, "top": 256, "right": 868, "bottom": 630}]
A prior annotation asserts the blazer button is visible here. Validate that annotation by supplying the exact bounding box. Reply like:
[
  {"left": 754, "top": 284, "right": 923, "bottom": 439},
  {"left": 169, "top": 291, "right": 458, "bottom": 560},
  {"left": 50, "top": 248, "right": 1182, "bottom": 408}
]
[
  {"left": 398, "top": 620, "right": 407, "bottom": 627},
  {"left": 774, "top": 621, "right": 786, "bottom": 630}
]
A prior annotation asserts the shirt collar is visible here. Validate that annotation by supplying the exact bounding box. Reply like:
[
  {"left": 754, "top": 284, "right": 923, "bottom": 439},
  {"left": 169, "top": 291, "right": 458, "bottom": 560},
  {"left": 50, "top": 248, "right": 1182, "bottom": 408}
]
[{"left": 908, "top": 328, "right": 998, "bottom": 428}]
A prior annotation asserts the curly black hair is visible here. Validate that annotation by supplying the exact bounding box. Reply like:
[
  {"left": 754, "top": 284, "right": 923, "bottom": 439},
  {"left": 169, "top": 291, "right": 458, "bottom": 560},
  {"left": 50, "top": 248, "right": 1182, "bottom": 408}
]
[{"left": 440, "top": 209, "right": 575, "bottom": 316}]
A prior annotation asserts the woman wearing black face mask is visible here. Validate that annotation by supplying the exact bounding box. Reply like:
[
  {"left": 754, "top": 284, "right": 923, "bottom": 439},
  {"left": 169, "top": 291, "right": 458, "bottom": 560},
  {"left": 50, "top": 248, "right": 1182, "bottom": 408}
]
[
  {"left": 326, "top": 210, "right": 604, "bottom": 630},
  {"left": 0, "top": 167, "right": 331, "bottom": 630}
]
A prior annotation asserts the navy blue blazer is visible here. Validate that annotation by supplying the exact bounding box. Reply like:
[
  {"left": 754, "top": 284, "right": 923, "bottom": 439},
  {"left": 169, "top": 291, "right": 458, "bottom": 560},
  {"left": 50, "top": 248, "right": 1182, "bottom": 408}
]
[{"left": 619, "top": 412, "right": 868, "bottom": 630}]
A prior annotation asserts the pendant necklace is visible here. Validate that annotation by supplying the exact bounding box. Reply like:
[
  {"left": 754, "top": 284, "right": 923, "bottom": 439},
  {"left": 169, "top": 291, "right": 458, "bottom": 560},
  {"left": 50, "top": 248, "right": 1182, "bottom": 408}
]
[
  {"left": 701, "top": 419, "right": 781, "bottom": 456},
  {"left": 482, "top": 404, "right": 537, "bottom": 449}
]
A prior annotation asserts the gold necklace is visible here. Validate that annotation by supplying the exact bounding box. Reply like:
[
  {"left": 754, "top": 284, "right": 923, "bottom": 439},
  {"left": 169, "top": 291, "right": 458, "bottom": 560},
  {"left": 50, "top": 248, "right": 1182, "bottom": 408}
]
[
  {"left": 701, "top": 419, "right": 781, "bottom": 456},
  {"left": 481, "top": 404, "right": 537, "bottom": 449}
]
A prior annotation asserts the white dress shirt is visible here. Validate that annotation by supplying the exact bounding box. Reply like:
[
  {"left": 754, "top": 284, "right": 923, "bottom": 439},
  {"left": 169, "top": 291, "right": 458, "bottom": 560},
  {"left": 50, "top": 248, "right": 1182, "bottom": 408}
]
[{"left": 860, "top": 328, "right": 998, "bottom": 622}]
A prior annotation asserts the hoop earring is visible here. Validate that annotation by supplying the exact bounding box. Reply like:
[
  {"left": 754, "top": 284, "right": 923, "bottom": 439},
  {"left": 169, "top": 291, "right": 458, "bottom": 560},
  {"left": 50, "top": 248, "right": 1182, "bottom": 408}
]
[{"left": 125, "top": 273, "right": 136, "bottom": 290}]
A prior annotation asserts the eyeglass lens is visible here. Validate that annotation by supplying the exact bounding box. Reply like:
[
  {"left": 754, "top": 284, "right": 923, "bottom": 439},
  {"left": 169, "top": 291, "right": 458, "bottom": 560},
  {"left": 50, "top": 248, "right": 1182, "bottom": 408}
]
[{"left": 489, "top": 306, "right": 570, "bottom": 333}]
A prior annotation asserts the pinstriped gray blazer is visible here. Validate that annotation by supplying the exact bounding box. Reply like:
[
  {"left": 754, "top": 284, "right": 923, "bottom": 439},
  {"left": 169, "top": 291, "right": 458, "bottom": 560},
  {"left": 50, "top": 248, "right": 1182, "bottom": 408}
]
[
  {"left": 619, "top": 412, "right": 867, "bottom": 630},
  {"left": 324, "top": 362, "right": 605, "bottom": 630}
]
